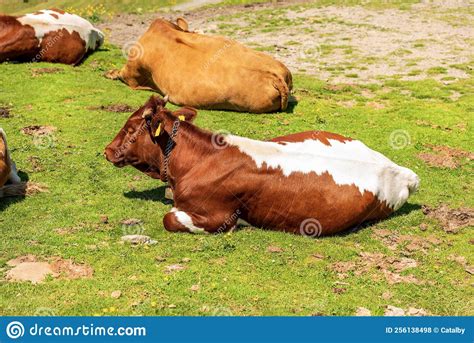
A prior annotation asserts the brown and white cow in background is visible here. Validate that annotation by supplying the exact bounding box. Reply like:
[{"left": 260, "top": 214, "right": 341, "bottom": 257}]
[
  {"left": 111, "top": 18, "right": 292, "bottom": 113},
  {"left": 0, "top": 9, "right": 104, "bottom": 65},
  {"left": 105, "top": 96, "right": 420, "bottom": 236},
  {"left": 0, "top": 128, "right": 23, "bottom": 197}
]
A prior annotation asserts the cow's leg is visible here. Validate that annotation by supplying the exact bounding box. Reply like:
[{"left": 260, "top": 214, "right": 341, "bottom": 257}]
[{"left": 162, "top": 207, "right": 238, "bottom": 234}]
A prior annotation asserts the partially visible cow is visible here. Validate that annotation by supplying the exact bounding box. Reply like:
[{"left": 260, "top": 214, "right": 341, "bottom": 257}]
[
  {"left": 0, "top": 9, "right": 104, "bottom": 65},
  {"left": 105, "top": 96, "right": 420, "bottom": 236},
  {"left": 111, "top": 18, "right": 292, "bottom": 113},
  {"left": 0, "top": 128, "right": 23, "bottom": 197}
]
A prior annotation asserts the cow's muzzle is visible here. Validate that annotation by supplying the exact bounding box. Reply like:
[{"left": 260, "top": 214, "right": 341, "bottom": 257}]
[{"left": 104, "top": 148, "right": 125, "bottom": 167}]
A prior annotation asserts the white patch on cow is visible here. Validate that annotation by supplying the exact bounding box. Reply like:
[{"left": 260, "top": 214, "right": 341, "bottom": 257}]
[
  {"left": 0, "top": 128, "right": 21, "bottom": 184},
  {"left": 171, "top": 207, "right": 207, "bottom": 234},
  {"left": 224, "top": 135, "right": 419, "bottom": 210},
  {"left": 17, "top": 10, "right": 104, "bottom": 51}
]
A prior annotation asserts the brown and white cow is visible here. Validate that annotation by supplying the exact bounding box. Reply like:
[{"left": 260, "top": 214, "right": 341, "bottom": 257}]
[
  {"left": 0, "top": 128, "right": 24, "bottom": 197},
  {"left": 0, "top": 9, "right": 104, "bottom": 65},
  {"left": 111, "top": 18, "right": 292, "bottom": 113},
  {"left": 105, "top": 96, "right": 420, "bottom": 236}
]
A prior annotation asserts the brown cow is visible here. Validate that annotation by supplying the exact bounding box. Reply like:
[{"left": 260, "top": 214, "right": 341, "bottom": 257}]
[
  {"left": 0, "top": 128, "right": 24, "bottom": 197},
  {"left": 105, "top": 96, "right": 419, "bottom": 236},
  {"left": 111, "top": 18, "right": 292, "bottom": 113},
  {"left": 0, "top": 9, "right": 104, "bottom": 65}
]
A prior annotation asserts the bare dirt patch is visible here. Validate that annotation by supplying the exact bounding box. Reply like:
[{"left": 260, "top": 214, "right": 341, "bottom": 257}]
[
  {"left": 50, "top": 258, "right": 93, "bottom": 279},
  {"left": 422, "top": 205, "right": 474, "bottom": 233},
  {"left": 98, "top": 1, "right": 474, "bottom": 84},
  {"left": 0, "top": 106, "right": 11, "bottom": 118},
  {"left": 448, "top": 254, "right": 474, "bottom": 275},
  {"left": 372, "top": 228, "right": 442, "bottom": 253},
  {"left": 21, "top": 125, "right": 56, "bottom": 136},
  {"left": 331, "top": 252, "right": 421, "bottom": 285},
  {"left": 418, "top": 145, "right": 474, "bottom": 169},
  {"left": 0, "top": 182, "right": 47, "bottom": 197},
  {"left": 31, "top": 67, "right": 63, "bottom": 77},
  {"left": 5, "top": 256, "right": 92, "bottom": 283},
  {"left": 385, "top": 305, "right": 428, "bottom": 316},
  {"left": 24, "top": 182, "right": 48, "bottom": 196},
  {"left": 88, "top": 104, "right": 134, "bottom": 113},
  {"left": 164, "top": 264, "right": 186, "bottom": 274},
  {"left": 267, "top": 245, "right": 284, "bottom": 253}
]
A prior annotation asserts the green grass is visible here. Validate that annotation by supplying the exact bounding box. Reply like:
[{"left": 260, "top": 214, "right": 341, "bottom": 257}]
[
  {"left": 0, "top": 42, "right": 472, "bottom": 316},
  {"left": 0, "top": 0, "right": 184, "bottom": 15}
]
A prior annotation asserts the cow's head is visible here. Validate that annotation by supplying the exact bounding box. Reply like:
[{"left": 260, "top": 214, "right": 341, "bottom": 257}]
[{"left": 104, "top": 95, "right": 197, "bottom": 181}]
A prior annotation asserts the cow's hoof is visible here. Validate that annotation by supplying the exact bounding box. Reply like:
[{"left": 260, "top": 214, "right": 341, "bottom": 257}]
[
  {"left": 165, "top": 187, "right": 174, "bottom": 201},
  {"left": 104, "top": 69, "right": 121, "bottom": 80}
]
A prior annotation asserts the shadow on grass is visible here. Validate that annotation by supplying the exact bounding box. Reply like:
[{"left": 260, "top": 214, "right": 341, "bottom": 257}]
[
  {"left": 0, "top": 171, "right": 30, "bottom": 211},
  {"left": 335, "top": 202, "right": 422, "bottom": 237},
  {"left": 284, "top": 96, "right": 298, "bottom": 113},
  {"left": 121, "top": 190, "right": 422, "bottom": 238},
  {"left": 123, "top": 185, "right": 173, "bottom": 205}
]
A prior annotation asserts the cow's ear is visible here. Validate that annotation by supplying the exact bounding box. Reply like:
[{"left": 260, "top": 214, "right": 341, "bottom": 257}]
[
  {"left": 176, "top": 17, "right": 189, "bottom": 31},
  {"left": 173, "top": 107, "right": 197, "bottom": 122}
]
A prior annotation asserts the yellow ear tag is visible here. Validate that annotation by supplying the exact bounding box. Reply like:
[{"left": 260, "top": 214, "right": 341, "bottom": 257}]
[
  {"left": 154, "top": 123, "right": 162, "bottom": 137},
  {"left": 178, "top": 115, "right": 185, "bottom": 121}
]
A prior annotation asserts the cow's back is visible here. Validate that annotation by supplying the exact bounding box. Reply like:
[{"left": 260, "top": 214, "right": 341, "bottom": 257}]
[
  {"left": 218, "top": 134, "right": 419, "bottom": 234},
  {"left": 1, "top": 9, "right": 103, "bottom": 64}
]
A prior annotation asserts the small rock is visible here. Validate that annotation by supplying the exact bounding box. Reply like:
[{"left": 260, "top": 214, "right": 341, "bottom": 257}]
[
  {"left": 333, "top": 287, "right": 346, "bottom": 294},
  {"left": 121, "top": 218, "right": 142, "bottom": 226},
  {"left": 100, "top": 215, "right": 109, "bottom": 224},
  {"left": 155, "top": 256, "right": 167, "bottom": 262},
  {"left": 407, "top": 307, "right": 427, "bottom": 316},
  {"left": 419, "top": 223, "right": 428, "bottom": 231},
  {"left": 121, "top": 235, "right": 157, "bottom": 245},
  {"left": 355, "top": 307, "right": 371, "bottom": 316},
  {"left": 181, "top": 257, "right": 191, "bottom": 263},
  {"left": 465, "top": 266, "right": 474, "bottom": 275},
  {"left": 267, "top": 245, "right": 284, "bottom": 253},
  {"left": 164, "top": 264, "right": 186, "bottom": 273},
  {"left": 168, "top": 304, "right": 177, "bottom": 308},
  {"left": 111, "top": 290, "right": 122, "bottom": 299},
  {"left": 190, "top": 284, "right": 200, "bottom": 292},
  {"left": 385, "top": 305, "right": 405, "bottom": 316},
  {"left": 311, "top": 253, "right": 324, "bottom": 260}
]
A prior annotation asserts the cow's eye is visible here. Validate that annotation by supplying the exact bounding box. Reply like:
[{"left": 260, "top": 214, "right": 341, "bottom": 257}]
[{"left": 127, "top": 127, "right": 135, "bottom": 134}]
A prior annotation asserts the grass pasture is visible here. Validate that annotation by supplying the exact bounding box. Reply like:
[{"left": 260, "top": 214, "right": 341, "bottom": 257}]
[{"left": 0, "top": 0, "right": 473, "bottom": 316}]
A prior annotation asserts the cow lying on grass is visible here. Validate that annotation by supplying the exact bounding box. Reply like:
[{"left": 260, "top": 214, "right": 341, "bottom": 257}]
[
  {"left": 0, "top": 128, "right": 23, "bottom": 197},
  {"left": 110, "top": 18, "right": 292, "bottom": 113},
  {"left": 0, "top": 9, "right": 104, "bottom": 65},
  {"left": 105, "top": 96, "right": 419, "bottom": 236}
]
